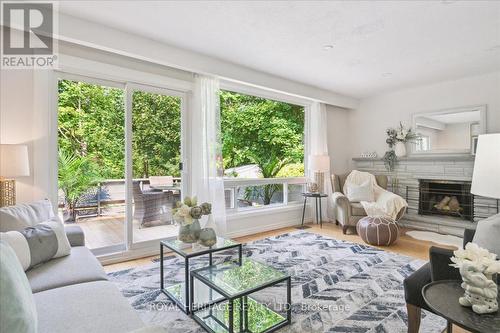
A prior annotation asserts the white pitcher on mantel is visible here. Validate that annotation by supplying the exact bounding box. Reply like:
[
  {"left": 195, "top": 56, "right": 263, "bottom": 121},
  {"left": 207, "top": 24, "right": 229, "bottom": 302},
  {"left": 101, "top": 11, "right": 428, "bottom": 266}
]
[{"left": 394, "top": 141, "right": 407, "bottom": 157}]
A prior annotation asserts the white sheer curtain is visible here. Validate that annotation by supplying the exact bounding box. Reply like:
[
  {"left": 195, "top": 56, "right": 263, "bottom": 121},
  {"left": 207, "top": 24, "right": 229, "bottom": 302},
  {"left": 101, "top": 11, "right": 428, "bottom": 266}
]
[
  {"left": 306, "top": 101, "right": 333, "bottom": 220},
  {"left": 190, "top": 75, "right": 227, "bottom": 235}
]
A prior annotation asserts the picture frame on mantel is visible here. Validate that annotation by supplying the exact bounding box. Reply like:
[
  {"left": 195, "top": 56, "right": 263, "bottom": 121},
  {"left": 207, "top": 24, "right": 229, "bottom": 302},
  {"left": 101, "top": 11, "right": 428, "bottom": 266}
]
[{"left": 410, "top": 104, "right": 487, "bottom": 157}]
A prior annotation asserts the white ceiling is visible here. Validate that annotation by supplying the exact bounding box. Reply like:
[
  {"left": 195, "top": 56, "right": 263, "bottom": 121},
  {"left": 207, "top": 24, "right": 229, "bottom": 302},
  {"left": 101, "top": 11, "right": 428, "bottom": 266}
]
[{"left": 58, "top": 1, "right": 500, "bottom": 98}]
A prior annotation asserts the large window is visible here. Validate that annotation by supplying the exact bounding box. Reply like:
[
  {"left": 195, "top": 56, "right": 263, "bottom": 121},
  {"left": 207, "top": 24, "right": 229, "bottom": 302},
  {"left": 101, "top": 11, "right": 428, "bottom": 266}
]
[{"left": 219, "top": 90, "right": 306, "bottom": 211}]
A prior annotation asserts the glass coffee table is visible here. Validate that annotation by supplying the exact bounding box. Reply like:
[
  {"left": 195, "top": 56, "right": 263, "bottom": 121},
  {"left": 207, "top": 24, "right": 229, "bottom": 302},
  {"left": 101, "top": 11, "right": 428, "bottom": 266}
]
[
  {"left": 189, "top": 259, "right": 292, "bottom": 333},
  {"left": 160, "top": 237, "right": 242, "bottom": 314}
]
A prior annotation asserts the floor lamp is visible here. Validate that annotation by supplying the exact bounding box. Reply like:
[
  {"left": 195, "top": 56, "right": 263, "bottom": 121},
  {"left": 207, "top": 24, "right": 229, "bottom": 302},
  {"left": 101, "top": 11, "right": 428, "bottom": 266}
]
[{"left": 0, "top": 144, "right": 30, "bottom": 207}]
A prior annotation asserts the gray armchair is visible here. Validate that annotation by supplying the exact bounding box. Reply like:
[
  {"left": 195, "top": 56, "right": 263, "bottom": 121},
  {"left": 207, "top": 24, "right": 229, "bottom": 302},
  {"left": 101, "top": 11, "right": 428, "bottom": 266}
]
[{"left": 331, "top": 172, "right": 405, "bottom": 234}]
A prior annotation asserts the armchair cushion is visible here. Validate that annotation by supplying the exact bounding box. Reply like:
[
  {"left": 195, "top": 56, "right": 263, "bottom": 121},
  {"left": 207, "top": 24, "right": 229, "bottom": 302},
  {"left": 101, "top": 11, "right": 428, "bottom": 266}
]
[{"left": 350, "top": 202, "right": 366, "bottom": 216}]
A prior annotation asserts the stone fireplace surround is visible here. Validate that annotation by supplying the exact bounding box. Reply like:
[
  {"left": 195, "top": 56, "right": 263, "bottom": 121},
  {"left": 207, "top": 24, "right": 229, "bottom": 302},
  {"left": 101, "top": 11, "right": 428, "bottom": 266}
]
[{"left": 352, "top": 155, "right": 499, "bottom": 236}]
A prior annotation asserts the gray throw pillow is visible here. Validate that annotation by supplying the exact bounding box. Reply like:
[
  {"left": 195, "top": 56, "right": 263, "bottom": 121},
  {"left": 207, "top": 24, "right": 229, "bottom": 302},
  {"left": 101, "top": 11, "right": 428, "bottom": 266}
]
[
  {"left": 472, "top": 213, "right": 500, "bottom": 258},
  {"left": 0, "top": 240, "right": 38, "bottom": 333},
  {"left": 1, "top": 221, "right": 71, "bottom": 271}
]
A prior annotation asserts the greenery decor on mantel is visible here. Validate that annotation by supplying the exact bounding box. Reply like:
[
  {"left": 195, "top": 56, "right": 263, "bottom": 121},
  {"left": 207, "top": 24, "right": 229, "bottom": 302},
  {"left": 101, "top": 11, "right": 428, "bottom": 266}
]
[{"left": 383, "top": 150, "right": 398, "bottom": 172}]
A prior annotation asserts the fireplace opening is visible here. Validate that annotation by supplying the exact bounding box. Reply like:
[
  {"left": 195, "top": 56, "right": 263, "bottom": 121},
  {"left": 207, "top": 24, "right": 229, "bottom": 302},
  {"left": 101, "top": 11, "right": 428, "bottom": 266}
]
[{"left": 418, "top": 179, "right": 474, "bottom": 221}]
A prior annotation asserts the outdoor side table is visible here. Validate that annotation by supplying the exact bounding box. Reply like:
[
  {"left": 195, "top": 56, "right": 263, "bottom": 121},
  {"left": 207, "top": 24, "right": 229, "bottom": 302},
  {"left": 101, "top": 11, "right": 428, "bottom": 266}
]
[
  {"left": 189, "top": 259, "right": 292, "bottom": 333},
  {"left": 298, "top": 192, "right": 328, "bottom": 229},
  {"left": 160, "top": 237, "right": 242, "bottom": 314}
]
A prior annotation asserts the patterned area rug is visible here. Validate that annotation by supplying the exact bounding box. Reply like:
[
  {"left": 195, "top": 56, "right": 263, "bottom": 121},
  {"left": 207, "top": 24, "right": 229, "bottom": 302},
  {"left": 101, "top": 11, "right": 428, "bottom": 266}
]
[{"left": 108, "top": 231, "right": 446, "bottom": 332}]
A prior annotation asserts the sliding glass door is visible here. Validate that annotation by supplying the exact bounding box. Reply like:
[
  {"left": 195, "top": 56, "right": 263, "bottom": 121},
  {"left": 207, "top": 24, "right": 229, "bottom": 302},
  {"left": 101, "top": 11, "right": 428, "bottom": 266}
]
[
  {"left": 57, "top": 77, "right": 127, "bottom": 252},
  {"left": 57, "top": 74, "right": 186, "bottom": 254},
  {"left": 129, "top": 85, "right": 185, "bottom": 246}
]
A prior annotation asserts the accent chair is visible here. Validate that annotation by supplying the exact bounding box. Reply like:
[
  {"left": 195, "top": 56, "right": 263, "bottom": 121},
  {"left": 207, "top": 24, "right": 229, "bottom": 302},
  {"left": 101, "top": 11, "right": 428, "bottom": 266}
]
[{"left": 331, "top": 172, "right": 406, "bottom": 234}]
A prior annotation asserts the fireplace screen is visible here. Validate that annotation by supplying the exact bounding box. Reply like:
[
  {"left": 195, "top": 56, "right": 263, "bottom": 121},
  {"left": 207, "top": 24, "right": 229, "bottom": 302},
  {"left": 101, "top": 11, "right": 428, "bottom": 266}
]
[{"left": 418, "top": 179, "right": 474, "bottom": 221}]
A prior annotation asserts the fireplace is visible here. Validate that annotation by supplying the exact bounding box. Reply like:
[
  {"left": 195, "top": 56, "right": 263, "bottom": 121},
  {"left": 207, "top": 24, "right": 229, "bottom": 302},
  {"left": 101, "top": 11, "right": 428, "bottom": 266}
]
[{"left": 418, "top": 179, "right": 474, "bottom": 221}]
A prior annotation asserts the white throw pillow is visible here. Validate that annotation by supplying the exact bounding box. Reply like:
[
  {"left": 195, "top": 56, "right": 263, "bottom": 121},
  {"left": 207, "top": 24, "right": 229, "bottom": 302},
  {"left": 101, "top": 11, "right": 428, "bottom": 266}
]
[
  {"left": 0, "top": 221, "right": 71, "bottom": 271},
  {"left": 0, "top": 199, "right": 56, "bottom": 232},
  {"left": 345, "top": 181, "right": 374, "bottom": 202},
  {"left": 0, "top": 240, "right": 38, "bottom": 333}
]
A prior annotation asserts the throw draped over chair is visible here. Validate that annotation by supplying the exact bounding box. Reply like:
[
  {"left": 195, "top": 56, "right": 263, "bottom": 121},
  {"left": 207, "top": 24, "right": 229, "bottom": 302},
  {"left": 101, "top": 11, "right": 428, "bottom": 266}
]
[
  {"left": 132, "top": 181, "right": 172, "bottom": 227},
  {"left": 331, "top": 172, "right": 406, "bottom": 234}
]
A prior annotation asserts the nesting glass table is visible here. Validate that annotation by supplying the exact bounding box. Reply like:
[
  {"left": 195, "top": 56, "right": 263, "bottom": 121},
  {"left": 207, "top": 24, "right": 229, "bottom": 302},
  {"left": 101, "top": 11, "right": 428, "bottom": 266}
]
[
  {"left": 160, "top": 237, "right": 242, "bottom": 314},
  {"left": 189, "top": 259, "right": 292, "bottom": 333}
]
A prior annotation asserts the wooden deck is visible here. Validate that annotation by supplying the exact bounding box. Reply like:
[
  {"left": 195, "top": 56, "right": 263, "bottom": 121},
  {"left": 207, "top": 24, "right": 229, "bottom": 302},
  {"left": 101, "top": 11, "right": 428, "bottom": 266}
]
[{"left": 69, "top": 214, "right": 178, "bottom": 249}]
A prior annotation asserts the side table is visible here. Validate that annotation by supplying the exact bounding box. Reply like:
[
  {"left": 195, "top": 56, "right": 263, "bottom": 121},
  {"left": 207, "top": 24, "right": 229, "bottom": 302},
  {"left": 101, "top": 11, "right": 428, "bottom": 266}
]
[
  {"left": 422, "top": 280, "right": 500, "bottom": 333},
  {"left": 298, "top": 192, "right": 328, "bottom": 229},
  {"left": 160, "top": 237, "right": 242, "bottom": 314}
]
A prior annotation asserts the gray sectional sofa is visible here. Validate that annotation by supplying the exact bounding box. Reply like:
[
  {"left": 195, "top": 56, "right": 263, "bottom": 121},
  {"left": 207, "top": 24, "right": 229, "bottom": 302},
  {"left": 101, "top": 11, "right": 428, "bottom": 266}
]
[
  {"left": 31, "top": 225, "right": 145, "bottom": 333},
  {"left": 0, "top": 200, "right": 161, "bottom": 333}
]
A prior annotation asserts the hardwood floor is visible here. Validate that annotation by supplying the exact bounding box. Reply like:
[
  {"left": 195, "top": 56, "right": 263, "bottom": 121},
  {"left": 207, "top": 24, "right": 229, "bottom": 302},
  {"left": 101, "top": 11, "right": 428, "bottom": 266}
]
[{"left": 103, "top": 222, "right": 467, "bottom": 333}]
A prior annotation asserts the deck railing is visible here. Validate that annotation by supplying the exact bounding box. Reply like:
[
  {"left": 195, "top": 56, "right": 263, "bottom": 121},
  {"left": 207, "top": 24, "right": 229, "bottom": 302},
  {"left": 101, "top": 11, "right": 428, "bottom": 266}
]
[{"left": 60, "top": 176, "right": 306, "bottom": 217}]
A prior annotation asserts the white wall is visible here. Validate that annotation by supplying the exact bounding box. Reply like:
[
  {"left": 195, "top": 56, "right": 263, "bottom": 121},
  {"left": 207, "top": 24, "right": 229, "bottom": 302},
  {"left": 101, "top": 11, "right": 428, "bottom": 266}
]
[
  {"left": 0, "top": 70, "right": 36, "bottom": 204},
  {"left": 434, "top": 123, "right": 471, "bottom": 150},
  {"left": 347, "top": 71, "right": 500, "bottom": 162},
  {"left": 326, "top": 105, "right": 351, "bottom": 174}
]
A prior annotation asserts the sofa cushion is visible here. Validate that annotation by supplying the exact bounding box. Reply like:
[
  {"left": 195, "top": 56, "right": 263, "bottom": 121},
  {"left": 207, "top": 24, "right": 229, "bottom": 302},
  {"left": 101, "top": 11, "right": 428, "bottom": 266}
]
[
  {"left": 34, "top": 281, "right": 144, "bottom": 333},
  {"left": 350, "top": 202, "right": 367, "bottom": 216},
  {"left": 0, "top": 199, "right": 56, "bottom": 232},
  {"left": 27, "top": 246, "right": 108, "bottom": 293},
  {"left": 0, "top": 240, "right": 38, "bottom": 333}
]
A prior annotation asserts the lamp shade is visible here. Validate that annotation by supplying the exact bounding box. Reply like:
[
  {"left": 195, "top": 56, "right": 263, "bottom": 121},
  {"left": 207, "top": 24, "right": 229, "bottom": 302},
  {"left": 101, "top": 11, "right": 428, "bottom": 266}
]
[
  {"left": 471, "top": 133, "right": 500, "bottom": 199},
  {"left": 308, "top": 154, "right": 330, "bottom": 171},
  {"left": 0, "top": 144, "right": 30, "bottom": 177}
]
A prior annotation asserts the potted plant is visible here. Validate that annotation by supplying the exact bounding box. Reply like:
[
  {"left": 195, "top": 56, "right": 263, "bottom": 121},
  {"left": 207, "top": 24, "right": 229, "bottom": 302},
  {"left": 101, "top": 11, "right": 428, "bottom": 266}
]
[
  {"left": 58, "top": 150, "right": 102, "bottom": 223},
  {"left": 386, "top": 122, "right": 420, "bottom": 157}
]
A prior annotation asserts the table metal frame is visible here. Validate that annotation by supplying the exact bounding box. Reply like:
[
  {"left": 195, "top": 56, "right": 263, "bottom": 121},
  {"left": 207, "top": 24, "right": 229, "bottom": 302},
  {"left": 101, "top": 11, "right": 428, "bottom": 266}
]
[{"left": 160, "top": 240, "right": 243, "bottom": 314}]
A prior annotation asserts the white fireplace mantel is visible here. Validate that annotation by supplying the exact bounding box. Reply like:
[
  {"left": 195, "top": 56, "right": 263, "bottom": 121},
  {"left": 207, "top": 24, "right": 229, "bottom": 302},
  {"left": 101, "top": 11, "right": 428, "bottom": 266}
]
[{"left": 351, "top": 155, "right": 498, "bottom": 236}]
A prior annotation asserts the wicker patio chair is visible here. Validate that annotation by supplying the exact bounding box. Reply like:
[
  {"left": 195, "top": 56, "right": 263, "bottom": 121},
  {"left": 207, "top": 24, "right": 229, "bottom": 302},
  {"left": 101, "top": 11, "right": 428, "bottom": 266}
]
[{"left": 132, "top": 181, "right": 172, "bottom": 227}]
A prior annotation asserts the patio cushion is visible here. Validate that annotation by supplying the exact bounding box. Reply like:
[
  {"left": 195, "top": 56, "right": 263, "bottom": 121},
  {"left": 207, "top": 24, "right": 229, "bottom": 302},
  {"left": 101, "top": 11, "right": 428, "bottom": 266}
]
[
  {"left": 27, "top": 246, "right": 108, "bottom": 293},
  {"left": 34, "top": 281, "right": 143, "bottom": 333}
]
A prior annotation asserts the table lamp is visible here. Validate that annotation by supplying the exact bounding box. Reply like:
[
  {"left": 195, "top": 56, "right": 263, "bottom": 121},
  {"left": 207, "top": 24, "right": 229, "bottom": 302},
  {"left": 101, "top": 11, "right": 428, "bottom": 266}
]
[
  {"left": 0, "top": 144, "right": 30, "bottom": 207},
  {"left": 308, "top": 154, "right": 330, "bottom": 193},
  {"left": 471, "top": 133, "right": 500, "bottom": 199}
]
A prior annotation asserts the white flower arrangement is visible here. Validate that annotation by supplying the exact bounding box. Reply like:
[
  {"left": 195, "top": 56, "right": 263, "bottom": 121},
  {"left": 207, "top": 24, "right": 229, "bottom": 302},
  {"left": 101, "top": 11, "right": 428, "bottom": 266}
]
[
  {"left": 172, "top": 196, "right": 212, "bottom": 226},
  {"left": 450, "top": 242, "right": 500, "bottom": 314}
]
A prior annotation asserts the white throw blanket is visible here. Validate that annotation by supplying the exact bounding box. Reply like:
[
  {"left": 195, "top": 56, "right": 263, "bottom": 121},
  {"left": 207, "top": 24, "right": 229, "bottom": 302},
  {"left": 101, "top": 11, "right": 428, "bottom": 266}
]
[{"left": 344, "top": 170, "right": 407, "bottom": 220}]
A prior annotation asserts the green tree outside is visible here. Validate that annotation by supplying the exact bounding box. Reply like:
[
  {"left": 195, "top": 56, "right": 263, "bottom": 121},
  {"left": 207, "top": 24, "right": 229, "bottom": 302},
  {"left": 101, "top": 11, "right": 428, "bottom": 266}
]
[{"left": 58, "top": 82, "right": 304, "bottom": 206}]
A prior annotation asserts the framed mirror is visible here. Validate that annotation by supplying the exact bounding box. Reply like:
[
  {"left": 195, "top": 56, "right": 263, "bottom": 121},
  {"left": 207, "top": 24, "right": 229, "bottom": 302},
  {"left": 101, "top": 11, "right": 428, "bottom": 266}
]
[{"left": 411, "top": 105, "right": 487, "bottom": 155}]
